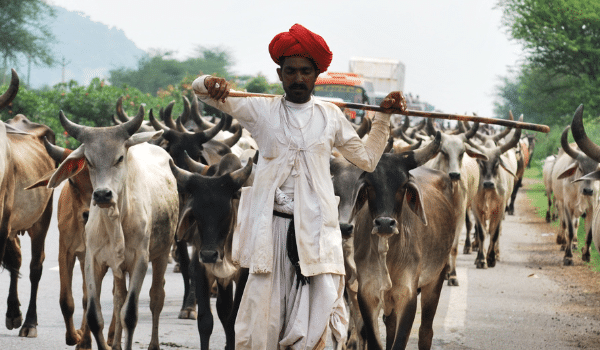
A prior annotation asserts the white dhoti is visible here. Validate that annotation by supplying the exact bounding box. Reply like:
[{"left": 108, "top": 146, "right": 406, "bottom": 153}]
[{"left": 235, "top": 214, "right": 348, "bottom": 350}]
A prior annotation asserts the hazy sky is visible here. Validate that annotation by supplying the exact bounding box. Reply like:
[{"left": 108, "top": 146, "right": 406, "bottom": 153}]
[{"left": 48, "top": 0, "right": 525, "bottom": 118}]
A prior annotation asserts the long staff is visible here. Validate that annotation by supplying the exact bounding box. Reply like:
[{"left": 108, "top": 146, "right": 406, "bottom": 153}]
[{"left": 194, "top": 90, "right": 550, "bottom": 133}]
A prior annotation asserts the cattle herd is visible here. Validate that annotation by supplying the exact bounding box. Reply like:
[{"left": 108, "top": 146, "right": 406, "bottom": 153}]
[{"left": 0, "top": 68, "right": 598, "bottom": 349}]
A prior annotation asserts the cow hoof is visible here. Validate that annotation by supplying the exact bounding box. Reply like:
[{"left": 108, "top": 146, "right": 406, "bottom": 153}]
[
  {"left": 475, "top": 260, "right": 488, "bottom": 269},
  {"left": 173, "top": 263, "right": 181, "bottom": 273},
  {"left": 178, "top": 309, "right": 197, "bottom": 320},
  {"left": 447, "top": 278, "right": 459, "bottom": 286},
  {"left": 563, "top": 257, "right": 574, "bottom": 266},
  {"left": 463, "top": 245, "right": 471, "bottom": 254},
  {"left": 66, "top": 329, "right": 84, "bottom": 346},
  {"left": 18, "top": 324, "right": 37, "bottom": 338},
  {"left": 487, "top": 258, "right": 496, "bottom": 268},
  {"left": 5, "top": 314, "right": 23, "bottom": 330},
  {"left": 583, "top": 253, "right": 590, "bottom": 262}
]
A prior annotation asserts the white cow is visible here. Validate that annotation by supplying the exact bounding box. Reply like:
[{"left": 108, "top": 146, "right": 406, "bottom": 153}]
[{"left": 47, "top": 108, "right": 179, "bottom": 350}]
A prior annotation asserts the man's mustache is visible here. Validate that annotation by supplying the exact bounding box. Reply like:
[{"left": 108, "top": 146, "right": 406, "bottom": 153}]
[{"left": 289, "top": 83, "right": 308, "bottom": 90}]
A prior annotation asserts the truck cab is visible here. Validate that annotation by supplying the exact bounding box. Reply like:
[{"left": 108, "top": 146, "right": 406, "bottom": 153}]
[{"left": 313, "top": 72, "right": 375, "bottom": 124}]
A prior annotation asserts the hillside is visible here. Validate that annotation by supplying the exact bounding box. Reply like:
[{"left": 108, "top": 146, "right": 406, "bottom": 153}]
[{"left": 26, "top": 6, "right": 146, "bottom": 88}]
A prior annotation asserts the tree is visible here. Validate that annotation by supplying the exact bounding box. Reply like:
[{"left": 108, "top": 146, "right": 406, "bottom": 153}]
[{"left": 0, "top": 0, "right": 56, "bottom": 82}]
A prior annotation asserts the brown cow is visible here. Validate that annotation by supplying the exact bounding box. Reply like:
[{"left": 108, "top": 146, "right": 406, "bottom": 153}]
[
  {"left": 0, "top": 69, "right": 55, "bottom": 338},
  {"left": 352, "top": 133, "right": 458, "bottom": 349}
]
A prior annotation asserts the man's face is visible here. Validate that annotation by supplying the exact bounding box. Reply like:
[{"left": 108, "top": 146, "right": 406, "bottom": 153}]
[{"left": 277, "top": 56, "right": 318, "bottom": 104}]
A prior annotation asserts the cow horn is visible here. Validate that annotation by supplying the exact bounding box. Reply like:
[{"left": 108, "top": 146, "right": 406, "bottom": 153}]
[
  {"left": 355, "top": 116, "right": 372, "bottom": 138},
  {"left": 43, "top": 136, "right": 68, "bottom": 162},
  {"left": 425, "top": 118, "right": 437, "bottom": 136},
  {"left": 492, "top": 126, "right": 512, "bottom": 143},
  {"left": 498, "top": 126, "right": 521, "bottom": 155},
  {"left": 180, "top": 96, "right": 191, "bottom": 126},
  {"left": 401, "top": 115, "right": 410, "bottom": 132},
  {"left": 169, "top": 159, "right": 192, "bottom": 188},
  {"left": 148, "top": 109, "right": 168, "bottom": 131},
  {"left": 191, "top": 94, "right": 214, "bottom": 130},
  {"left": 413, "top": 131, "right": 442, "bottom": 168},
  {"left": 115, "top": 96, "right": 130, "bottom": 123},
  {"left": 176, "top": 117, "right": 193, "bottom": 134},
  {"left": 561, "top": 125, "right": 583, "bottom": 160},
  {"left": 161, "top": 101, "right": 177, "bottom": 129},
  {"left": 183, "top": 150, "right": 208, "bottom": 174},
  {"left": 395, "top": 126, "right": 417, "bottom": 145},
  {"left": 112, "top": 114, "right": 122, "bottom": 125},
  {"left": 59, "top": 111, "right": 87, "bottom": 141},
  {"left": 228, "top": 157, "right": 253, "bottom": 188},
  {"left": 464, "top": 121, "right": 479, "bottom": 140},
  {"left": 0, "top": 69, "right": 19, "bottom": 110},
  {"left": 120, "top": 105, "right": 144, "bottom": 136},
  {"left": 508, "top": 110, "right": 515, "bottom": 121},
  {"left": 222, "top": 124, "right": 242, "bottom": 147},
  {"left": 200, "top": 113, "right": 225, "bottom": 142},
  {"left": 571, "top": 104, "right": 600, "bottom": 162}
]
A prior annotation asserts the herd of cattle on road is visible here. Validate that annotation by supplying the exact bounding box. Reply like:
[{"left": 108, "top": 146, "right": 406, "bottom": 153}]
[{"left": 0, "top": 68, "right": 599, "bottom": 349}]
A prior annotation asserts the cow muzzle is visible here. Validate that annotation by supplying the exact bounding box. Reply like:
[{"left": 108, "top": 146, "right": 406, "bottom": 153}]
[
  {"left": 373, "top": 217, "right": 399, "bottom": 236},
  {"left": 339, "top": 223, "right": 354, "bottom": 238},
  {"left": 449, "top": 172, "right": 461, "bottom": 181},
  {"left": 92, "top": 188, "right": 115, "bottom": 208},
  {"left": 200, "top": 250, "right": 220, "bottom": 264},
  {"left": 583, "top": 188, "right": 594, "bottom": 196},
  {"left": 483, "top": 181, "right": 495, "bottom": 189}
]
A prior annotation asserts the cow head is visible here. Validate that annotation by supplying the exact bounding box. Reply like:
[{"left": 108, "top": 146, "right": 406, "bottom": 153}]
[
  {"left": 47, "top": 107, "right": 162, "bottom": 210},
  {"left": 169, "top": 154, "right": 252, "bottom": 264},
  {"left": 149, "top": 105, "right": 225, "bottom": 168},
  {"left": 559, "top": 106, "right": 600, "bottom": 197},
  {"left": 476, "top": 127, "right": 521, "bottom": 190},
  {"left": 353, "top": 132, "right": 442, "bottom": 237},
  {"left": 330, "top": 156, "right": 364, "bottom": 239}
]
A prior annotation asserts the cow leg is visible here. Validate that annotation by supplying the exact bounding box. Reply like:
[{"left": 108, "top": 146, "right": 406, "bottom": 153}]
[
  {"left": 345, "top": 286, "right": 364, "bottom": 349},
  {"left": 111, "top": 273, "right": 127, "bottom": 349},
  {"left": 447, "top": 215, "right": 463, "bottom": 286},
  {"left": 472, "top": 221, "right": 481, "bottom": 252},
  {"left": 387, "top": 284, "right": 418, "bottom": 350},
  {"left": 216, "top": 280, "right": 234, "bottom": 349},
  {"left": 4, "top": 236, "right": 23, "bottom": 331},
  {"left": 356, "top": 281, "right": 384, "bottom": 350},
  {"left": 474, "top": 218, "right": 487, "bottom": 269},
  {"left": 507, "top": 178, "right": 521, "bottom": 216},
  {"left": 463, "top": 211, "right": 473, "bottom": 254},
  {"left": 193, "top": 257, "right": 214, "bottom": 350},
  {"left": 224, "top": 268, "right": 248, "bottom": 350},
  {"left": 546, "top": 192, "right": 553, "bottom": 223},
  {"left": 59, "top": 244, "right": 83, "bottom": 345},
  {"left": 76, "top": 254, "right": 93, "bottom": 350},
  {"left": 148, "top": 254, "right": 169, "bottom": 350},
  {"left": 121, "top": 256, "right": 149, "bottom": 350},
  {"left": 563, "top": 208, "right": 575, "bottom": 266},
  {"left": 582, "top": 211, "right": 593, "bottom": 262},
  {"left": 418, "top": 271, "right": 445, "bottom": 350},
  {"left": 486, "top": 220, "right": 502, "bottom": 268},
  {"left": 177, "top": 238, "right": 197, "bottom": 319},
  {"left": 86, "top": 262, "right": 110, "bottom": 350},
  {"left": 19, "top": 197, "right": 52, "bottom": 338}
]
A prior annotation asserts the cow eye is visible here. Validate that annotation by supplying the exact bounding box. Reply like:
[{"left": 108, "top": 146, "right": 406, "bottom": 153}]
[
  {"left": 116, "top": 155, "right": 124, "bottom": 165},
  {"left": 85, "top": 158, "right": 94, "bottom": 168}
]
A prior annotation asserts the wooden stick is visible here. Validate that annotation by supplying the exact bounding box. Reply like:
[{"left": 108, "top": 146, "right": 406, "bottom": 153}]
[{"left": 194, "top": 90, "right": 551, "bottom": 133}]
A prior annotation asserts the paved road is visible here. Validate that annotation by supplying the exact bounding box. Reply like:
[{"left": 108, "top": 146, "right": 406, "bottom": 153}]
[{"left": 1, "top": 179, "right": 599, "bottom": 349}]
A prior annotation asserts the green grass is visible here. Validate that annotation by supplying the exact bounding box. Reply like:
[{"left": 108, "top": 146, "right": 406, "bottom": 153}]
[{"left": 523, "top": 169, "right": 600, "bottom": 272}]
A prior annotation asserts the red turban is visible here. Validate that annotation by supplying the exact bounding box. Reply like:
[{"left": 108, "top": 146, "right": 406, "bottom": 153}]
[{"left": 269, "top": 24, "right": 332, "bottom": 73}]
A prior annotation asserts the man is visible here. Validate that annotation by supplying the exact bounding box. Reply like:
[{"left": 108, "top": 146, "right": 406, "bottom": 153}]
[{"left": 192, "top": 23, "right": 406, "bottom": 349}]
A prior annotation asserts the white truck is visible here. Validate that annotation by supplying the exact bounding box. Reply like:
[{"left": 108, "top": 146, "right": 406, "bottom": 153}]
[{"left": 349, "top": 57, "right": 405, "bottom": 105}]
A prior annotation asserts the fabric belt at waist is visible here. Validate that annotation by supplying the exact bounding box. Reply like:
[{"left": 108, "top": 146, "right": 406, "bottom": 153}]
[{"left": 272, "top": 210, "right": 309, "bottom": 287}]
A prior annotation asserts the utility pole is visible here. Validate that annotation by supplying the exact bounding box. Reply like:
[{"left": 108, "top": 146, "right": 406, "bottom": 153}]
[{"left": 61, "top": 56, "right": 71, "bottom": 84}]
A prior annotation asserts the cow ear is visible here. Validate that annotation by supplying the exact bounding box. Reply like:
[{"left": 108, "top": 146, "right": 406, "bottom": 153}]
[
  {"left": 465, "top": 144, "right": 488, "bottom": 161},
  {"left": 25, "top": 169, "right": 57, "bottom": 190},
  {"left": 176, "top": 203, "right": 196, "bottom": 242},
  {"left": 557, "top": 162, "right": 579, "bottom": 180},
  {"left": 125, "top": 130, "right": 164, "bottom": 148},
  {"left": 48, "top": 146, "right": 86, "bottom": 188},
  {"left": 499, "top": 157, "right": 518, "bottom": 179},
  {"left": 405, "top": 180, "right": 427, "bottom": 226},
  {"left": 572, "top": 169, "right": 600, "bottom": 183},
  {"left": 350, "top": 177, "right": 368, "bottom": 219}
]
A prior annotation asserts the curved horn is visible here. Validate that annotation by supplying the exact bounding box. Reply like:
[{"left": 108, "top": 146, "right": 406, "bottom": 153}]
[
  {"left": 59, "top": 111, "right": 87, "bottom": 141},
  {"left": 115, "top": 96, "right": 130, "bottom": 123},
  {"left": 148, "top": 109, "right": 167, "bottom": 131},
  {"left": 464, "top": 121, "right": 479, "bottom": 140},
  {"left": 413, "top": 131, "right": 442, "bottom": 168},
  {"left": 401, "top": 115, "right": 410, "bottom": 132},
  {"left": 183, "top": 150, "right": 209, "bottom": 174},
  {"left": 0, "top": 69, "right": 19, "bottom": 110},
  {"left": 508, "top": 110, "right": 515, "bottom": 121},
  {"left": 191, "top": 94, "right": 214, "bottom": 130},
  {"left": 396, "top": 126, "right": 417, "bottom": 145},
  {"left": 112, "top": 114, "right": 122, "bottom": 125},
  {"left": 355, "top": 116, "right": 372, "bottom": 139},
  {"left": 499, "top": 125, "right": 521, "bottom": 155},
  {"left": 161, "top": 101, "right": 177, "bottom": 129},
  {"left": 180, "top": 96, "right": 191, "bottom": 126},
  {"left": 169, "top": 159, "right": 192, "bottom": 188},
  {"left": 492, "top": 126, "right": 512, "bottom": 143},
  {"left": 222, "top": 124, "right": 242, "bottom": 147},
  {"left": 425, "top": 118, "right": 437, "bottom": 136},
  {"left": 176, "top": 117, "right": 193, "bottom": 134},
  {"left": 561, "top": 125, "right": 582, "bottom": 160},
  {"left": 200, "top": 113, "right": 225, "bottom": 142},
  {"left": 571, "top": 104, "right": 600, "bottom": 162},
  {"left": 228, "top": 156, "right": 254, "bottom": 188},
  {"left": 120, "top": 105, "right": 144, "bottom": 136},
  {"left": 43, "top": 136, "right": 69, "bottom": 162}
]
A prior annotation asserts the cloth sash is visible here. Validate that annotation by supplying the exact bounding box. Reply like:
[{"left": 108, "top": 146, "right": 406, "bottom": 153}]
[{"left": 273, "top": 210, "right": 310, "bottom": 287}]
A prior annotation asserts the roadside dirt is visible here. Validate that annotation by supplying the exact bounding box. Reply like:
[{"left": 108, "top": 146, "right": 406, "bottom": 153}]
[{"left": 520, "top": 178, "right": 600, "bottom": 348}]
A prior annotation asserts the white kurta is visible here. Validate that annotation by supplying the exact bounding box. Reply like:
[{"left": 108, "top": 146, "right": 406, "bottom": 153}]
[{"left": 192, "top": 75, "right": 391, "bottom": 349}]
